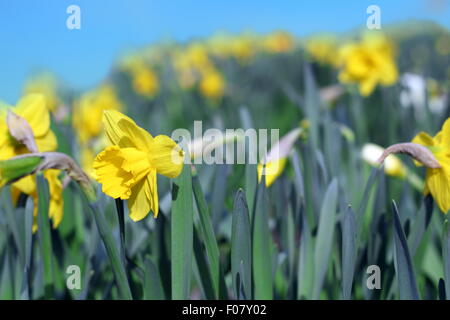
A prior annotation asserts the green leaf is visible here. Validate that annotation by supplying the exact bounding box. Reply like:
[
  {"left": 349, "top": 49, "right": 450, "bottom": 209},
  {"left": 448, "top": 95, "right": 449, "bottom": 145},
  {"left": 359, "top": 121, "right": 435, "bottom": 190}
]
[
  {"left": 341, "top": 206, "right": 356, "bottom": 300},
  {"left": 252, "top": 174, "right": 273, "bottom": 299},
  {"left": 392, "top": 201, "right": 419, "bottom": 300},
  {"left": 245, "top": 163, "right": 257, "bottom": 220},
  {"left": 303, "top": 62, "right": 321, "bottom": 149},
  {"left": 86, "top": 200, "right": 132, "bottom": 299},
  {"left": 171, "top": 164, "right": 194, "bottom": 299},
  {"left": 0, "top": 156, "right": 42, "bottom": 185},
  {"left": 192, "top": 226, "right": 216, "bottom": 299},
  {"left": 231, "top": 189, "right": 252, "bottom": 300},
  {"left": 36, "top": 174, "right": 54, "bottom": 298},
  {"left": 1, "top": 188, "right": 25, "bottom": 266},
  {"left": 313, "top": 178, "right": 338, "bottom": 299},
  {"left": 192, "top": 174, "right": 221, "bottom": 299},
  {"left": 356, "top": 167, "right": 380, "bottom": 241},
  {"left": 443, "top": 220, "right": 450, "bottom": 300},
  {"left": 143, "top": 257, "right": 165, "bottom": 300},
  {"left": 297, "top": 212, "right": 314, "bottom": 299}
]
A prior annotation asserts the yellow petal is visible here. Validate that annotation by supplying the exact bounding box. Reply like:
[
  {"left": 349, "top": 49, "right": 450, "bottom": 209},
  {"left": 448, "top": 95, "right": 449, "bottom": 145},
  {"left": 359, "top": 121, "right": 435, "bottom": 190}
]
[
  {"left": 128, "top": 173, "right": 154, "bottom": 221},
  {"left": 412, "top": 131, "right": 435, "bottom": 147},
  {"left": 36, "top": 130, "right": 58, "bottom": 152},
  {"left": 412, "top": 132, "right": 436, "bottom": 167},
  {"left": 150, "top": 135, "right": 184, "bottom": 178},
  {"left": 426, "top": 165, "right": 450, "bottom": 214},
  {"left": 12, "top": 174, "right": 37, "bottom": 196},
  {"left": 14, "top": 94, "right": 50, "bottom": 138},
  {"left": 359, "top": 77, "right": 377, "bottom": 96},
  {"left": 103, "top": 110, "right": 153, "bottom": 150},
  {"left": 257, "top": 158, "right": 287, "bottom": 187},
  {"left": 44, "top": 169, "right": 64, "bottom": 228},
  {"left": 146, "top": 170, "right": 159, "bottom": 218}
]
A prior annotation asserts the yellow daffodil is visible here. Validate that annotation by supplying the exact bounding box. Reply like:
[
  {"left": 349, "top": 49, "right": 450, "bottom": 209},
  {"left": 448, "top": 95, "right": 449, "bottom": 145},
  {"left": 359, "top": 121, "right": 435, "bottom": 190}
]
[
  {"left": 23, "top": 73, "right": 59, "bottom": 112},
  {"left": 131, "top": 67, "right": 160, "bottom": 98},
  {"left": 258, "top": 128, "right": 302, "bottom": 187},
  {"left": 0, "top": 94, "right": 63, "bottom": 231},
  {"left": 305, "top": 35, "right": 339, "bottom": 66},
  {"left": 258, "top": 158, "right": 288, "bottom": 187},
  {"left": 199, "top": 71, "right": 225, "bottom": 100},
  {"left": 119, "top": 55, "right": 160, "bottom": 98},
  {"left": 361, "top": 143, "right": 406, "bottom": 178},
  {"left": 264, "top": 31, "right": 294, "bottom": 53},
  {"left": 338, "top": 33, "right": 398, "bottom": 96},
  {"left": 412, "top": 118, "right": 450, "bottom": 214},
  {"left": 73, "top": 85, "right": 123, "bottom": 145},
  {"left": 0, "top": 94, "right": 57, "bottom": 160},
  {"left": 230, "top": 35, "right": 256, "bottom": 62},
  {"left": 93, "top": 110, "right": 184, "bottom": 220}
]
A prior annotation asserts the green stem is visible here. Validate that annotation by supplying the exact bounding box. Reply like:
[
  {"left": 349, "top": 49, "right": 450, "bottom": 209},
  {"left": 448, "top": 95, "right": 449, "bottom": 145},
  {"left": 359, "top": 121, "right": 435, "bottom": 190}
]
[{"left": 88, "top": 202, "right": 132, "bottom": 300}]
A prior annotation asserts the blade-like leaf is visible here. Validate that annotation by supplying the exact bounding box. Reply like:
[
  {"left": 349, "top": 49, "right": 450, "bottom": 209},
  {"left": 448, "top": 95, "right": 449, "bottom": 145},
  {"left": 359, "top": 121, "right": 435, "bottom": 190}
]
[
  {"left": 171, "top": 164, "right": 194, "bottom": 299},
  {"left": 231, "top": 189, "right": 252, "bottom": 300},
  {"left": 392, "top": 201, "right": 419, "bottom": 300},
  {"left": 143, "top": 257, "right": 165, "bottom": 300},
  {"left": 297, "top": 212, "right": 314, "bottom": 299},
  {"left": 443, "top": 220, "right": 450, "bottom": 300},
  {"left": 86, "top": 201, "right": 132, "bottom": 299},
  {"left": 36, "top": 174, "right": 54, "bottom": 298},
  {"left": 192, "top": 174, "right": 221, "bottom": 299},
  {"left": 313, "top": 178, "right": 338, "bottom": 299},
  {"left": 252, "top": 174, "right": 273, "bottom": 299},
  {"left": 341, "top": 206, "right": 357, "bottom": 300},
  {"left": 192, "top": 226, "right": 216, "bottom": 299}
]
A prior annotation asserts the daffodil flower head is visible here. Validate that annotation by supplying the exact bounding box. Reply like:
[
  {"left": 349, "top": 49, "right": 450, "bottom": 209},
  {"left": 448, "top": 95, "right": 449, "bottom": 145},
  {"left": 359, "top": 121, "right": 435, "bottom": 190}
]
[
  {"left": 361, "top": 143, "right": 406, "bottom": 178},
  {"left": 93, "top": 110, "right": 184, "bottom": 221},
  {"left": 0, "top": 94, "right": 57, "bottom": 160},
  {"left": 199, "top": 70, "right": 225, "bottom": 100},
  {"left": 257, "top": 128, "right": 302, "bottom": 187},
  {"left": 73, "top": 85, "right": 123, "bottom": 145},
  {"left": 337, "top": 32, "right": 398, "bottom": 96},
  {"left": 412, "top": 118, "right": 450, "bottom": 214}
]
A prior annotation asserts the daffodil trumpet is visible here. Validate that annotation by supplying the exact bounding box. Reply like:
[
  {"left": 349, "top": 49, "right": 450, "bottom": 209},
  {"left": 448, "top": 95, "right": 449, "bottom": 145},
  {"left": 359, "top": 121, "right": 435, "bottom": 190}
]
[{"left": 361, "top": 143, "right": 424, "bottom": 192}]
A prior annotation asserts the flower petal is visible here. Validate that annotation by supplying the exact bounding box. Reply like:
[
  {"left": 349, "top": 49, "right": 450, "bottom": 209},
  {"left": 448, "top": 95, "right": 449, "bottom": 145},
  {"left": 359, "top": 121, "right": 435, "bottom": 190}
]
[
  {"left": 14, "top": 94, "right": 50, "bottom": 138},
  {"left": 412, "top": 131, "right": 435, "bottom": 147},
  {"left": 146, "top": 170, "right": 158, "bottom": 218},
  {"left": 150, "top": 135, "right": 184, "bottom": 178},
  {"left": 426, "top": 165, "right": 450, "bottom": 214},
  {"left": 44, "top": 169, "right": 64, "bottom": 228},
  {"left": 103, "top": 110, "right": 153, "bottom": 150},
  {"left": 128, "top": 176, "right": 152, "bottom": 221},
  {"left": 257, "top": 158, "right": 287, "bottom": 187},
  {"left": 36, "top": 130, "right": 58, "bottom": 152}
]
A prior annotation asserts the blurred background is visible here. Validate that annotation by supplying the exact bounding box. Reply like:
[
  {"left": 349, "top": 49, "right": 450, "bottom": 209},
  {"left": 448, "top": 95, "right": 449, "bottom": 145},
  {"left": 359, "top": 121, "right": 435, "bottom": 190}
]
[{"left": 1, "top": 0, "right": 449, "bottom": 103}]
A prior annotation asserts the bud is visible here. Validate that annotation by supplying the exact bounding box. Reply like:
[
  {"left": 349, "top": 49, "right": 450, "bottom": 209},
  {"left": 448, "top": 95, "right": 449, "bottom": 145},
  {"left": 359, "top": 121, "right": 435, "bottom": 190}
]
[{"left": 361, "top": 143, "right": 406, "bottom": 178}]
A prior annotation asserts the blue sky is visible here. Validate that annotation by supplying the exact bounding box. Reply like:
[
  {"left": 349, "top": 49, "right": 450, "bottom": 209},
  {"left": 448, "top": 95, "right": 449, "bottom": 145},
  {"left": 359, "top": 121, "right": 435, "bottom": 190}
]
[{"left": 0, "top": 0, "right": 449, "bottom": 103}]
